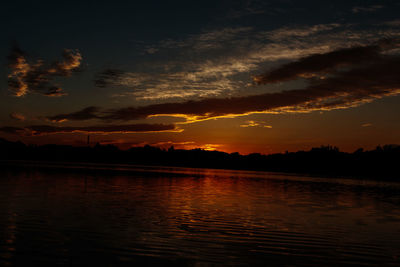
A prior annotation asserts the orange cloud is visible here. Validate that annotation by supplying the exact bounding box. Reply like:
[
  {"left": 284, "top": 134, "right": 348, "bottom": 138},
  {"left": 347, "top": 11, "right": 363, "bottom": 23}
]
[
  {"left": 130, "top": 141, "right": 222, "bottom": 151},
  {"left": 240, "top": 120, "right": 272, "bottom": 128},
  {"left": 361, "top": 123, "right": 373, "bottom": 127},
  {"left": 7, "top": 43, "right": 82, "bottom": 97}
]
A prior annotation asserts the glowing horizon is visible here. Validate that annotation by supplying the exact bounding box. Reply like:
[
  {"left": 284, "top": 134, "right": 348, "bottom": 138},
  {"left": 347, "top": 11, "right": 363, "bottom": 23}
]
[{"left": 1, "top": 1, "right": 399, "bottom": 155}]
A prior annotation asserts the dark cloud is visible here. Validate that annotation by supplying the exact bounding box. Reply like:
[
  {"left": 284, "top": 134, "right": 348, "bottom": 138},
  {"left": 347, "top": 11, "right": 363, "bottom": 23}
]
[
  {"left": 0, "top": 123, "right": 177, "bottom": 136},
  {"left": 253, "top": 39, "right": 398, "bottom": 84},
  {"left": 0, "top": 127, "right": 24, "bottom": 135},
  {"left": 48, "top": 106, "right": 100, "bottom": 122},
  {"left": 43, "top": 86, "right": 67, "bottom": 97},
  {"left": 46, "top": 40, "right": 400, "bottom": 122},
  {"left": 94, "top": 69, "right": 125, "bottom": 88},
  {"left": 7, "top": 43, "right": 82, "bottom": 97}
]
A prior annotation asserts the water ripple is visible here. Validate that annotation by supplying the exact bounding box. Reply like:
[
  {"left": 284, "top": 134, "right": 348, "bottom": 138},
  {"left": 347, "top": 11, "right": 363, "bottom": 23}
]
[{"left": 0, "top": 166, "right": 399, "bottom": 265}]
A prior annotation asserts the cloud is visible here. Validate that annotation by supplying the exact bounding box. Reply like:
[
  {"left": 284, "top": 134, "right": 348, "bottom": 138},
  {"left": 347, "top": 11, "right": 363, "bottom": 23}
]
[
  {"left": 252, "top": 39, "right": 398, "bottom": 84},
  {"left": 96, "top": 68, "right": 241, "bottom": 101},
  {"left": 117, "top": 25, "right": 336, "bottom": 101},
  {"left": 361, "top": 123, "right": 372, "bottom": 127},
  {"left": 265, "top": 23, "right": 341, "bottom": 41},
  {"left": 43, "top": 86, "right": 67, "bottom": 97},
  {"left": 145, "top": 47, "right": 159, "bottom": 54},
  {"left": 147, "top": 141, "right": 221, "bottom": 151},
  {"left": 0, "top": 123, "right": 178, "bottom": 136},
  {"left": 240, "top": 120, "right": 272, "bottom": 128},
  {"left": 98, "top": 37, "right": 335, "bottom": 101},
  {"left": 105, "top": 22, "right": 400, "bottom": 101},
  {"left": 126, "top": 140, "right": 221, "bottom": 151},
  {"left": 7, "top": 44, "right": 82, "bottom": 97},
  {"left": 151, "top": 141, "right": 195, "bottom": 147},
  {"left": 143, "top": 27, "right": 253, "bottom": 53},
  {"left": 9, "top": 112, "right": 26, "bottom": 121},
  {"left": 48, "top": 106, "right": 100, "bottom": 122},
  {"left": 198, "top": 144, "right": 221, "bottom": 151},
  {"left": 352, "top": 5, "right": 384, "bottom": 13},
  {"left": 0, "top": 127, "right": 24, "bottom": 135},
  {"left": 48, "top": 40, "right": 400, "bottom": 123},
  {"left": 383, "top": 19, "right": 400, "bottom": 27},
  {"left": 226, "top": 0, "right": 268, "bottom": 19},
  {"left": 94, "top": 69, "right": 125, "bottom": 88}
]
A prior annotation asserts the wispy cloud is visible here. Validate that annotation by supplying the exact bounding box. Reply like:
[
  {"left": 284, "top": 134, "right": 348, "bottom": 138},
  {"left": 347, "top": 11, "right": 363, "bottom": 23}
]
[
  {"left": 7, "top": 44, "right": 82, "bottom": 97},
  {"left": 143, "top": 27, "right": 253, "bottom": 53},
  {"left": 352, "top": 5, "right": 384, "bottom": 13},
  {"left": 240, "top": 120, "right": 272, "bottom": 128},
  {"left": 264, "top": 23, "right": 341, "bottom": 41},
  {"left": 225, "top": 0, "right": 269, "bottom": 19},
  {"left": 382, "top": 19, "right": 400, "bottom": 27},
  {"left": 0, "top": 123, "right": 178, "bottom": 136},
  {"left": 96, "top": 27, "right": 256, "bottom": 100},
  {"left": 198, "top": 144, "right": 222, "bottom": 151},
  {"left": 102, "top": 21, "right": 400, "bottom": 102},
  {"left": 361, "top": 123, "right": 372, "bottom": 127},
  {"left": 50, "top": 39, "right": 400, "bottom": 123},
  {"left": 9, "top": 112, "right": 26, "bottom": 121},
  {"left": 104, "top": 70, "right": 240, "bottom": 101}
]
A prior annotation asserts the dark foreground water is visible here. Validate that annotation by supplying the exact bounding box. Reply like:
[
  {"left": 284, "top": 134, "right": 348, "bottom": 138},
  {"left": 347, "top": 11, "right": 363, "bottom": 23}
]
[{"left": 0, "top": 164, "right": 399, "bottom": 266}]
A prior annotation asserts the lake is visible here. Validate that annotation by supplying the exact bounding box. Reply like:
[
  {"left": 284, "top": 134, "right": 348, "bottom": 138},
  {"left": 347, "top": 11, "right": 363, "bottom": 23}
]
[{"left": 0, "top": 163, "right": 399, "bottom": 266}]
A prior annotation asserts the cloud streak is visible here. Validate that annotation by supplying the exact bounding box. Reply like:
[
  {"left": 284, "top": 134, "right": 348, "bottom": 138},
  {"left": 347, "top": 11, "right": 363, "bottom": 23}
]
[
  {"left": 104, "top": 24, "right": 348, "bottom": 101},
  {"left": 0, "top": 123, "right": 178, "bottom": 136},
  {"left": 48, "top": 106, "right": 101, "bottom": 122},
  {"left": 252, "top": 40, "right": 396, "bottom": 84},
  {"left": 9, "top": 112, "right": 26, "bottom": 121},
  {"left": 95, "top": 68, "right": 241, "bottom": 101},
  {"left": 7, "top": 44, "right": 82, "bottom": 97},
  {"left": 352, "top": 5, "right": 384, "bottom": 13},
  {"left": 240, "top": 120, "right": 272, "bottom": 128},
  {"left": 48, "top": 40, "right": 400, "bottom": 123},
  {"left": 101, "top": 22, "right": 400, "bottom": 102}
]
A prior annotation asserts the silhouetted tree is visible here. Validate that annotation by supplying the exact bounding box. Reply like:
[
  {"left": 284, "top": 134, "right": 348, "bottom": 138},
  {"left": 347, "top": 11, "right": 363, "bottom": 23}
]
[{"left": 0, "top": 138, "right": 398, "bottom": 180}]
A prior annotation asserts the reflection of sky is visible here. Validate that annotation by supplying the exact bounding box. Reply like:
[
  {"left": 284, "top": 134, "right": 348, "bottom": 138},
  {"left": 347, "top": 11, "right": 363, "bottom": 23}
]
[
  {"left": 1, "top": 168, "right": 400, "bottom": 265},
  {"left": 1, "top": 0, "right": 400, "bottom": 154}
]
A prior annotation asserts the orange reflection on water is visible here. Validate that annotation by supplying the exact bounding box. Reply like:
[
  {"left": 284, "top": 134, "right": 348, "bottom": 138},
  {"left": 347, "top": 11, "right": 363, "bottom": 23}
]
[{"left": 1, "top": 167, "right": 399, "bottom": 265}]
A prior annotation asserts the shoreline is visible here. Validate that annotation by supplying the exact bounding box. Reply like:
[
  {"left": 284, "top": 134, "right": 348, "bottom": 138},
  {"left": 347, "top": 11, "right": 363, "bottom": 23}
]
[{"left": 1, "top": 159, "right": 399, "bottom": 187}]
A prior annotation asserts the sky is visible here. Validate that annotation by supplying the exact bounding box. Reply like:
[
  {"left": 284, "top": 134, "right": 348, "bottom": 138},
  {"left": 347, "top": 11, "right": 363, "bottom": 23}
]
[{"left": 1, "top": 0, "right": 400, "bottom": 154}]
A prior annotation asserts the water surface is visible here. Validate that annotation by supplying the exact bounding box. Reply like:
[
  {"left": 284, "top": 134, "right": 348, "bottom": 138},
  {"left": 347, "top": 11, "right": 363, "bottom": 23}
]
[{"left": 0, "top": 164, "right": 399, "bottom": 266}]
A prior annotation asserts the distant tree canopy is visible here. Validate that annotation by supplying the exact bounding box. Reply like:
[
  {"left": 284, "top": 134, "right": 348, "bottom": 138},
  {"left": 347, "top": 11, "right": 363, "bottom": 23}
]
[{"left": 0, "top": 138, "right": 399, "bottom": 180}]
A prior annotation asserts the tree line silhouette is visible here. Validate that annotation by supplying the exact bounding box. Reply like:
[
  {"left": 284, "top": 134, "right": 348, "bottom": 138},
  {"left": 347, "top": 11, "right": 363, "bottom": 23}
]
[{"left": 0, "top": 138, "right": 399, "bottom": 180}]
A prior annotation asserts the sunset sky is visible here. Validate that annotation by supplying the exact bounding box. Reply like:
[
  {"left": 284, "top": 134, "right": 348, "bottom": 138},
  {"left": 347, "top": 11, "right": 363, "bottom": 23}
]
[{"left": 1, "top": 0, "right": 400, "bottom": 154}]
